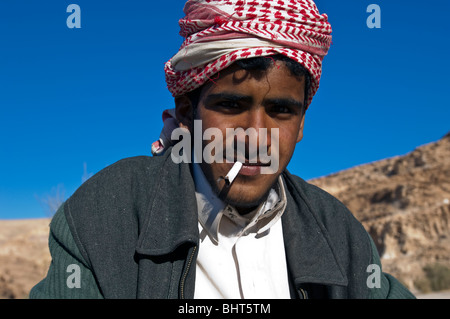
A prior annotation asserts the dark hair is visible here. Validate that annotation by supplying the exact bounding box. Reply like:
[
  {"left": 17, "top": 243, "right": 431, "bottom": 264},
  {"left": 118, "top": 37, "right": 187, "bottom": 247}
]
[{"left": 187, "top": 54, "right": 311, "bottom": 110}]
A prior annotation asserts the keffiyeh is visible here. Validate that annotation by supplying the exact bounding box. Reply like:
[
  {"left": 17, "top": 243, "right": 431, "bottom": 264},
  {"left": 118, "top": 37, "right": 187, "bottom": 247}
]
[{"left": 165, "top": 0, "right": 332, "bottom": 107}]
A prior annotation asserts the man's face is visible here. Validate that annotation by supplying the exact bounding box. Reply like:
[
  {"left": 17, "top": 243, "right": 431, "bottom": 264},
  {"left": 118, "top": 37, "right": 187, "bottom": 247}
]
[{"left": 180, "top": 61, "right": 306, "bottom": 212}]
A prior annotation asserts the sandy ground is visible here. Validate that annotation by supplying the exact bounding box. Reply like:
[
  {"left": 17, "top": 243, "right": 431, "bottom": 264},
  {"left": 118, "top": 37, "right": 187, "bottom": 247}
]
[
  {"left": 416, "top": 290, "right": 450, "bottom": 299},
  {"left": 0, "top": 218, "right": 51, "bottom": 298}
]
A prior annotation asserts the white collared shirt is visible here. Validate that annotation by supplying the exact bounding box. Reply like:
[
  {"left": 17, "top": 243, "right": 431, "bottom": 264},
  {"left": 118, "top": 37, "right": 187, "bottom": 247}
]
[{"left": 192, "top": 163, "right": 291, "bottom": 299}]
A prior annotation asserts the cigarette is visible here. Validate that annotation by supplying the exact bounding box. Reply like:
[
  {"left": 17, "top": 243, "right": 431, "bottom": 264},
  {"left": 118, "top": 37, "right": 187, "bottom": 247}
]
[{"left": 218, "top": 161, "right": 243, "bottom": 186}]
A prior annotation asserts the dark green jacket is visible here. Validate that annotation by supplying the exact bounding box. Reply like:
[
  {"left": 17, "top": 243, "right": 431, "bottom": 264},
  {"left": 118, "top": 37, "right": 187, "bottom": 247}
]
[{"left": 30, "top": 150, "right": 415, "bottom": 299}]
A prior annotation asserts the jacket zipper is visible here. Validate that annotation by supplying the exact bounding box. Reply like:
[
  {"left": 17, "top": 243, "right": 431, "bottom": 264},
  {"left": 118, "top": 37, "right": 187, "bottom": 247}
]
[
  {"left": 299, "top": 288, "right": 308, "bottom": 299},
  {"left": 180, "top": 245, "right": 197, "bottom": 299}
]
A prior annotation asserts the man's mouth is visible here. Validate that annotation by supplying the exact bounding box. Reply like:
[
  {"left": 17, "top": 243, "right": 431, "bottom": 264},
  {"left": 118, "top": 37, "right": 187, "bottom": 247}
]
[
  {"left": 219, "top": 160, "right": 271, "bottom": 185},
  {"left": 242, "top": 161, "right": 270, "bottom": 166},
  {"left": 239, "top": 164, "right": 262, "bottom": 176},
  {"left": 227, "top": 160, "right": 271, "bottom": 177},
  {"left": 225, "top": 156, "right": 271, "bottom": 166}
]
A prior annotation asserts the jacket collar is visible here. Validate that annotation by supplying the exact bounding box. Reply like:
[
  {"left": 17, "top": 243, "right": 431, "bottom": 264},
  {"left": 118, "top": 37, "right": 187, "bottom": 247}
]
[
  {"left": 281, "top": 171, "right": 348, "bottom": 287},
  {"left": 135, "top": 153, "right": 199, "bottom": 256}
]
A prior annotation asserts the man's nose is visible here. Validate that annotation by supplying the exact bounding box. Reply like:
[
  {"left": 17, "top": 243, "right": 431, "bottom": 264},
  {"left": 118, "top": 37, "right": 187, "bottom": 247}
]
[
  {"left": 238, "top": 108, "right": 272, "bottom": 151},
  {"left": 246, "top": 107, "right": 265, "bottom": 130}
]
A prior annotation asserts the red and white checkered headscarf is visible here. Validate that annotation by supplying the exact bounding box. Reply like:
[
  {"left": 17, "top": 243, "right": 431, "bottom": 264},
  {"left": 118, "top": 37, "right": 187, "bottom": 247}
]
[{"left": 165, "top": 0, "right": 332, "bottom": 108}]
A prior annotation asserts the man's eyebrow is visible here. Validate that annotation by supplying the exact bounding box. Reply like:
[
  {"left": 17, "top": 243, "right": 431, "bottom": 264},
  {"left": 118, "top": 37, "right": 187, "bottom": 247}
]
[
  {"left": 264, "top": 97, "right": 304, "bottom": 109},
  {"left": 203, "top": 93, "right": 253, "bottom": 104},
  {"left": 203, "top": 93, "right": 304, "bottom": 109}
]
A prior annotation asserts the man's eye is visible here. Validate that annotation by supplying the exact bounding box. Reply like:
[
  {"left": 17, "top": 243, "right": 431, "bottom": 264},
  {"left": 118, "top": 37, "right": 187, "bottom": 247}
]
[
  {"left": 276, "top": 106, "right": 291, "bottom": 113},
  {"left": 217, "top": 101, "right": 240, "bottom": 109},
  {"left": 270, "top": 105, "right": 294, "bottom": 114}
]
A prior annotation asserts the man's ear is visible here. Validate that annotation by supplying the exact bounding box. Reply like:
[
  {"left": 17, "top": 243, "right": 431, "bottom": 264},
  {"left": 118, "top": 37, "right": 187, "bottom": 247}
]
[
  {"left": 175, "top": 95, "right": 194, "bottom": 131},
  {"left": 296, "top": 115, "right": 305, "bottom": 143}
]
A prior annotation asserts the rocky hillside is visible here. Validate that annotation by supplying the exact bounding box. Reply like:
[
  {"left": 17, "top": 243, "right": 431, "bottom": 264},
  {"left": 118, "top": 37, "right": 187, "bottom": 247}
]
[
  {"left": 310, "top": 132, "right": 450, "bottom": 292},
  {"left": 0, "top": 219, "right": 51, "bottom": 298}
]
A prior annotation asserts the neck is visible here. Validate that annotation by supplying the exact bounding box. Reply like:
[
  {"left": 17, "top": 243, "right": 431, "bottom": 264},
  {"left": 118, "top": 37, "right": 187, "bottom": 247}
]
[{"left": 235, "top": 205, "right": 258, "bottom": 216}]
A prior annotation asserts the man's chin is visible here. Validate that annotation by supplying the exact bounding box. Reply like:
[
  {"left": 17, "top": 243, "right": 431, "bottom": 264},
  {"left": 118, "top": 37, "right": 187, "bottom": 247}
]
[
  {"left": 223, "top": 193, "right": 267, "bottom": 210},
  {"left": 216, "top": 180, "right": 275, "bottom": 213}
]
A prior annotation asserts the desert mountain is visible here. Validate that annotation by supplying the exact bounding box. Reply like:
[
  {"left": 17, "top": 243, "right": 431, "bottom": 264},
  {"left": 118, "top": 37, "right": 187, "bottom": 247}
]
[{"left": 309, "top": 132, "right": 450, "bottom": 292}]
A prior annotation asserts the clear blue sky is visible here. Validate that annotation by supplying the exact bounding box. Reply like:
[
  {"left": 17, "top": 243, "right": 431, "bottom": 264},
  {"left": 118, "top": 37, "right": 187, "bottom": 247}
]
[{"left": 1, "top": 0, "right": 449, "bottom": 219}]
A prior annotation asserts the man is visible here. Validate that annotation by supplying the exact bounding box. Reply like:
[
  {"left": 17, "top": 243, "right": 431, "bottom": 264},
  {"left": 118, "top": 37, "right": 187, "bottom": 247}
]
[{"left": 31, "top": 0, "right": 415, "bottom": 299}]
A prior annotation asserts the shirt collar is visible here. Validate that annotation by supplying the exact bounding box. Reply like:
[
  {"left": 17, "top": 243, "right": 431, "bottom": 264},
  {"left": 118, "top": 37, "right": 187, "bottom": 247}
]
[{"left": 192, "top": 163, "right": 287, "bottom": 244}]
